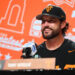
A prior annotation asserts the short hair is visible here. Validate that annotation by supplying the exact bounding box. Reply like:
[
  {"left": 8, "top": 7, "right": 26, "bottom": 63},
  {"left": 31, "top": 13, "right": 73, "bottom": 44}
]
[{"left": 60, "top": 20, "right": 69, "bottom": 36}]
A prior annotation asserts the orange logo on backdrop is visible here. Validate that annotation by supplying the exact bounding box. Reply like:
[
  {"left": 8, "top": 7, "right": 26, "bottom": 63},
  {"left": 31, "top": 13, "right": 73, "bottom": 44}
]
[
  {"left": 0, "top": 0, "right": 26, "bottom": 33},
  {"left": 0, "top": 0, "right": 27, "bottom": 60}
]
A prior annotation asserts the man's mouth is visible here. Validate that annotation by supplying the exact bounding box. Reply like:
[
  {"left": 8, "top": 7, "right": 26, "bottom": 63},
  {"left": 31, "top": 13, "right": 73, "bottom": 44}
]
[
  {"left": 44, "top": 28, "right": 52, "bottom": 32},
  {"left": 44, "top": 28, "right": 52, "bottom": 34}
]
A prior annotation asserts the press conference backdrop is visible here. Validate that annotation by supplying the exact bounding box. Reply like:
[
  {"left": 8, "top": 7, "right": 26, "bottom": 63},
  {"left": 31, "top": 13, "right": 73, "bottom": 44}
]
[{"left": 0, "top": 0, "right": 75, "bottom": 60}]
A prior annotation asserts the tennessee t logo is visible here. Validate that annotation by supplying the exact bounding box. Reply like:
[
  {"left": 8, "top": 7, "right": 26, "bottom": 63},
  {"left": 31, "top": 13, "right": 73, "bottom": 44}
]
[{"left": 46, "top": 6, "right": 53, "bottom": 12}]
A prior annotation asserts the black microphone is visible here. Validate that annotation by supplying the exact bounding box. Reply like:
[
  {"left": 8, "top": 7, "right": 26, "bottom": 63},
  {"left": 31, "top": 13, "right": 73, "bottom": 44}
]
[
  {"left": 21, "top": 42, "right": 38, "bottom": 59},
  {"left": 21, "top": 47, "right": 32, "bottom": 58}
]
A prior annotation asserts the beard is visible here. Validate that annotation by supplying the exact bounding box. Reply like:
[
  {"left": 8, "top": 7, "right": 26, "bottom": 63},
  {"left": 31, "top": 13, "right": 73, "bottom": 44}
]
[{"left": 41, "top": 26, "right": 60, "bottom": 40}]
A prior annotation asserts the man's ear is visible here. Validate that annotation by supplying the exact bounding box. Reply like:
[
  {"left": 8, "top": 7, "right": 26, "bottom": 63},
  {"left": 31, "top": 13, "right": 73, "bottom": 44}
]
[{"left": 61, "top": 20, "right": 66, "bottom": 29}]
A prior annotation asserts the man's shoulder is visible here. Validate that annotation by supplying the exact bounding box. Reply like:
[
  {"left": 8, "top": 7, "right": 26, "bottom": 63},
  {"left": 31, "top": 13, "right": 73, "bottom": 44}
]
[
  {"left": 37, "top": 42, "right": 45, "bottom": 49},
  {"left": 65, "top": 39, "right": 75, "bottom": 49},
  {"left": 64, "top": 39, "right": 75, "bottom": 55}
]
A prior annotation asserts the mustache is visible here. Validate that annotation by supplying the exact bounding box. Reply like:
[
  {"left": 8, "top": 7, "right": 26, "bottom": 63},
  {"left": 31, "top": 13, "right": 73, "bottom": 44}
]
[{"left": 42, "top": 26, "right": 53, "bottom": 31}]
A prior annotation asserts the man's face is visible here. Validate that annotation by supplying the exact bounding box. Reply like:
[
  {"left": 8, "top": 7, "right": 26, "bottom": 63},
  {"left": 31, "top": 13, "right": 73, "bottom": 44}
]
[{"left": 41, "top": 15, "right": 62, "bottom": 40}]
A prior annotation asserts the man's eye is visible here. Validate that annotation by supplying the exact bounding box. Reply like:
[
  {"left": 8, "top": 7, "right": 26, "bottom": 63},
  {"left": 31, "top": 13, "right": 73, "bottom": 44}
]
[
  {"left": 42, "top": 20, "right": 56, "bottom": 24},
  {"left": 42, "top": 20, "right": 46, "bottom": 24},
  {"left": 48, "top": 20, "right": 56, "bottom": 23}
]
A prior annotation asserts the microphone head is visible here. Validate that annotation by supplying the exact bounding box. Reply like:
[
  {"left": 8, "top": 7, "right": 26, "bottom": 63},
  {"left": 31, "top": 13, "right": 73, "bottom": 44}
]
[
  {"left": 21, "top": 40, "right": 38, "bottom": 58},
  {"left": 21, "top": 47, "right": 32, "bottom": 58},
  {"left": 25, "top": 47, "right": 31, "bottom": 56}
]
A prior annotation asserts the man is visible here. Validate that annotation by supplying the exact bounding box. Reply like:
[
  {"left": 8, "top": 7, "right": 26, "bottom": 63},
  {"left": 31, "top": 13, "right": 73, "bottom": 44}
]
[{"left": 34, "top": 4, "right": 75, "bottom": 70}]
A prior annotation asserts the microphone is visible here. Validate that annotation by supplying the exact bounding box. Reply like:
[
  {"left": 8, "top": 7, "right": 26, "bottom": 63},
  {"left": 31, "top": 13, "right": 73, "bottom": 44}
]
[
  {"left": 21, "top": 41, "right": 37, "bottom": 58},
  {"left": 21, "top": 47, "right": 32, "bottom": 58}
]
